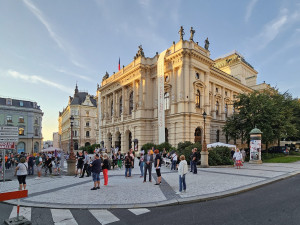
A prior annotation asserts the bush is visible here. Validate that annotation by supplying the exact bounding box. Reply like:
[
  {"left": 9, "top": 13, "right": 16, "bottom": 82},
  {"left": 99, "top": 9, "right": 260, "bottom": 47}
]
[
  {"left": 183, "top": 142, "right": 202, "bottom": 164},
  {"left": 177, "top": 141, "right": 193, "bottom": 157},
  {"left": 156, "top": 142, "right": 173, "bottom": 152},
  {"left": 80, "top": 144, "right": 100, "bottom": 154},
  {"left": 208, "top": 147, "right": 234, "bottom": 166},
  {"left": 141, "top": 143, "right": 156, "bottom": 154}
]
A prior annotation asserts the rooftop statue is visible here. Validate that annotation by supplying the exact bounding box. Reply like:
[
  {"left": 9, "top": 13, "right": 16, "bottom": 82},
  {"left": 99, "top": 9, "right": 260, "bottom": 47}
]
[
  {"left": 178, "top": 26, "right": 185, "bottom": 40},
  {"left": 204, "top": 37, "right": 210, "bottom": 50},
  {"left": 135, "top": 45, "right": 145, "bottom": 59},
  {"left": 102, "top": 71, "right": 109, "bottom": 81},
  {"left": 189, "top": 27, "right": 195, "bottom": 41}
]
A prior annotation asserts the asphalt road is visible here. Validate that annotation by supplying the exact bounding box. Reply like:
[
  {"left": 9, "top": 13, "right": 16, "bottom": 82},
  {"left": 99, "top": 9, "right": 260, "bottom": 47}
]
[{"left": 1, "top": 174, "right": 300, "bottom": 225}]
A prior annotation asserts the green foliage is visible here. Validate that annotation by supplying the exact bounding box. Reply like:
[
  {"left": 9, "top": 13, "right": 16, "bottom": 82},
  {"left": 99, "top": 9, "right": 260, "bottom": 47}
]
[
  {"left": 80, "top": 144, "right": 100, "bottom": 154},
  {"left": 223, "top": 90, "right": 299, "bottom": 150},
  {"left": 261, "top": 153, "right": 285, "bottom": 161},
  {"left": 208, "top": 147, "right": 234, "bottom": 166},
  {"left": 183, "top": 142, "right": 202, "bottom": 163},
  {"left": 177, "top": 141, "right": 193, "bottom": 156},
  {"left": 156, "top": 142, "right": 173, "bottom": 152},
  {"left": 263, "top": 156, "right": 300, "bottom": 163},
  {"left": 141, "top": 143, "right": 156, "bottom": 154}
]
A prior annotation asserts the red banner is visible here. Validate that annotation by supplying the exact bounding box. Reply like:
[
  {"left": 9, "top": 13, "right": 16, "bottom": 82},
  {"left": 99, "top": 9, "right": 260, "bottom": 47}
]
[
  {"left": 0, "top": 142, "right": 15, "bottom": 149},
  {"left": 0, "top": 190, "right": 28, "bottom": 201}
]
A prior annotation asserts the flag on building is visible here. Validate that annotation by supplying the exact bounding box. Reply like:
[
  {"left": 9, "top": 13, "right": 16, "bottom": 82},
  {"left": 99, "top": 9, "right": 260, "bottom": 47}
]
[{"left": 118, "top": 57, "right": 120, "bottom": 71}]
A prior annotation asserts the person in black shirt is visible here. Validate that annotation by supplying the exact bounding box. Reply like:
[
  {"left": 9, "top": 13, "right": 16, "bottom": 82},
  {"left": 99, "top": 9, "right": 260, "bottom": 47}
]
[
  {"left": 75, "top": 152, "right": 84, "bottom": 177},
  {"left": 102, "top": 153, "right": 109, "bottom": 185},
  {"left": 154, "top": 149, "right": 162, "bottom": 185},
  {"left": 44, "top": 155, "right": 52, "bottom": 175}
]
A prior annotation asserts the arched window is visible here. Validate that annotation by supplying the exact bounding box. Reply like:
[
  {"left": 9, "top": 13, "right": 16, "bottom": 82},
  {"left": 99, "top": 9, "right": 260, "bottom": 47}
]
[
  {"left": 164, "top": 92, "right": 170, "bottom": 110},
  {"left": 74, "top": 142, "right": 79, "bottom": 150},
  {"left": 194, "top": 127, "right": 202, "bottom": 143},
  {"left": 129, "top": 92, "right": 133, "bottom": 115},
  {"left": 86, "top": 131, "right": 90, "bottom": 137},
  {"left": 119, "top": 96, "right": 123, "bottom": 116},
  {"left": 225, "top": 103, "right": 228, "bottom": 117},
  {"left": 216, "top": 101, "right": 219, "bottom": 115},
  {"left": 111, "top": 100, "right": 114, "bottom": 117},
  {"left": 216, "top": 130, "right": 220, "bottom": 142},
  {"left": 196, "top": 90, "right": 201, "bottom": 108}
]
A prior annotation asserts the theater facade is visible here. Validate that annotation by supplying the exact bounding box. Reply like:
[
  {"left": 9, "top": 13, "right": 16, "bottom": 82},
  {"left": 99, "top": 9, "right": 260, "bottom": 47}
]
[{"left": 97, "top": 31, "right": 266, "bottom": 153}]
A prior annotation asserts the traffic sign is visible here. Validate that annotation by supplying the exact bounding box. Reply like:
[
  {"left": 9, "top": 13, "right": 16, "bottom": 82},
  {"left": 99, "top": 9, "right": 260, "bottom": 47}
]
[
  {"left": 0, "top": 142, "right": 15, "bottom": 149},
  {"left": 0, "top": 137, "right": 19, "bottom": 142}
]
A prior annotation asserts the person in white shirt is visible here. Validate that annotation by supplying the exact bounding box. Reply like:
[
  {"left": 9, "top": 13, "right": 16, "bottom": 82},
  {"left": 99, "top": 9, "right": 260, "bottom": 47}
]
[
  {"left": 176, "top": 155, "right": 188, "bottom": 194},
  {"left": 15, "top": 157, "right": 28, "bottom": 190},
  {"left": 233, "top": 148, "right": 243, "bottom": 169},
  {"left": 171, "top": 152, "right": 177, "bottom": 170}
]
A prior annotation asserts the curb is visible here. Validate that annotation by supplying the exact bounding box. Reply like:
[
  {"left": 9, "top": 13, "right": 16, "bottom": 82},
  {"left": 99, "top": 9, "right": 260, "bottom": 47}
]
[{"left": 3, "top": 171, "right": 300, "bottom": 209}]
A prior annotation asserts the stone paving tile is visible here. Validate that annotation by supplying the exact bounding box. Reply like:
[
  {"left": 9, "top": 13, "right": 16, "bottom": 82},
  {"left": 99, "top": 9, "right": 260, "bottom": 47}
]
[
  {"left": 162, "top": 172, "right": 265, "bottom": 198},
  {"left": 24, "top": 175, "right": 167, "bottom": 205}
]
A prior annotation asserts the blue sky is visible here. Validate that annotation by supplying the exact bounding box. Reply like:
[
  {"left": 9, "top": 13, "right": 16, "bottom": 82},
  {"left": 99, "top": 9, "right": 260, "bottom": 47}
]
[{"left": 1, "top": 0, "right": 300, "bottom": 141}]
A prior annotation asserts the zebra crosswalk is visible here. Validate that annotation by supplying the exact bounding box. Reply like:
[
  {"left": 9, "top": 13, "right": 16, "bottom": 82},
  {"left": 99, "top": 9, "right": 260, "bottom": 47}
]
[{"left": 4, "top": 205, "right": 150, "bottom": 225}]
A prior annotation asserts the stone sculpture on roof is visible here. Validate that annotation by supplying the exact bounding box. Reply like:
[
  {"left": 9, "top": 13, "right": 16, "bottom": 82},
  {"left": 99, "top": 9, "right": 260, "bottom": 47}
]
[
  {"left": 134, "top": 45, "right": 145, "bottom": 59},
  {"left": 204, "top": 37, "right": 210, "bottom": 50},
  {"left": 189, "top": 27, "right": 195, "bottom": 41},
  {"left": 102, "top": 71, "right": 109, "bottom": 81},
  {"left": 178, "top": 26, "right": 185, "bottom": 40}
]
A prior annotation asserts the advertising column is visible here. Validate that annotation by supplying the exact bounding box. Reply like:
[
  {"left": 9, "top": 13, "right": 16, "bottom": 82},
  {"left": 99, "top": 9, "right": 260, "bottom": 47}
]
[{"left": 249, "top": 127, "right": 263, "bottom": 164}]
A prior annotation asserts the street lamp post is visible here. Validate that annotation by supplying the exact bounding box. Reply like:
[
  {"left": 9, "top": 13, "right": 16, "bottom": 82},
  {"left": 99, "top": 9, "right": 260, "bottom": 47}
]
[
  {"left": 67, "top": 115, "right": 76, "bottom": 175},
  {"left": 201, "top": 111, "right": 209, "bottom": 168},
  {"left": 31, "top": 137, "right": 34, "bottom": 154}
]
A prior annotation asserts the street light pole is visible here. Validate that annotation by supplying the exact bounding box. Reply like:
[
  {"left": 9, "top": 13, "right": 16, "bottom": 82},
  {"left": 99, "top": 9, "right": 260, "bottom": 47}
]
[
  {"left": 201, "top": 111, "right": 209, "bottom": 167},
  {"left": 67, "top": 115, "right": 76, "bottom": 175},
  {"left": 31, "top": 137, "right": 33, "bottom": 154}
]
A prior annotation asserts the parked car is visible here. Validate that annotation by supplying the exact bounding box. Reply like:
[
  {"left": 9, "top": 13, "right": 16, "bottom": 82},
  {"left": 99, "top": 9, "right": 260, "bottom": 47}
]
[{"left": 268, "top": 146, "right": 289, "bottom": 155}]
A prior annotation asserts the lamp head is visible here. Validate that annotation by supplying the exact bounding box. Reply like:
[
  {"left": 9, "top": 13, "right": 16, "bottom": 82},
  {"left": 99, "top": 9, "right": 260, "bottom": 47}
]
[{"left": 202, "top": 111, "right": 207, "bottom": 119}]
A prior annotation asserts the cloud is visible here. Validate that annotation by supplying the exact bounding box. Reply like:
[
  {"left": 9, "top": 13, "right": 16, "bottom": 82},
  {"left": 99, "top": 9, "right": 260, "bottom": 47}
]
[
  {"left": 22, "top": 0, "right": 88, "bottom": 70},
  {"left": 7, "top": 70, "right": 73, "bottom": 94},
  {"left": 245, "top": 0, "right": 258, "bottom": 22},
  {"left": 245, "top": 7, "right": 300, "bottom": 55},
  {"left": 56, "top": 69, "right": 93, "bottom": 82}
]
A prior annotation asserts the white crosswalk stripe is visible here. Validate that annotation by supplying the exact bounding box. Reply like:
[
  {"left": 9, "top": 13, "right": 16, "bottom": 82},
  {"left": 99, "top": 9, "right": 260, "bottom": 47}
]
[
  {"left": 51, "top": 209, "right": 78, "bottom": 225},
  {"left": 89, "top": 209, "right": 120, "bottom": 225},
  {"left": 128, "top": 208, "right": 150, "bottom": 215},
  {"left": 9, "top": 206, "right": 31, "bottom": 221}
]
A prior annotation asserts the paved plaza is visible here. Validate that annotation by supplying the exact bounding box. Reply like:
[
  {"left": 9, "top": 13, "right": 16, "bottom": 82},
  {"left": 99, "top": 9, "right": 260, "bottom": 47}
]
[{"left": 1, "top": 160, "right": 300, "bottom": 209}]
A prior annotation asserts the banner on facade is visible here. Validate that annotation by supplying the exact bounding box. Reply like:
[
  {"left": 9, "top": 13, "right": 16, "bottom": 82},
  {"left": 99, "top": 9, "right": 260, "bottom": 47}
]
[
  {"left": 157, "top": 50, "right": 167, "bottom": 144},
  {"left": 0, "top": 142, "right": 15, "bottom": 149}
]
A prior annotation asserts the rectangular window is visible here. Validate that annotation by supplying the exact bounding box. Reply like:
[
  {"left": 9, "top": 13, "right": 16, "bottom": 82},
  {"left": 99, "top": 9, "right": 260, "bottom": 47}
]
[
  {"left": 19, "top": 116, "right": 24, "bottom": 123},
  {"left": 20, "top": 101, "right": 23, "bottom": 107},
  {"left": 34, "top": 118, "right": 38, "bottom": 125},
  {"left": 35, "top": 128, "right": 39, "bottom": 136},
  {"left": 19, "top": 128, "right": 24, "bottom": 135},
  {"left": 86, "top": 122, "right": 90, "bottom": 127},
  {"left": 6, "top": 98, "right": 12, "bottom": 106},
  {"left": 6, "top": 115, "right": 12, "bottom": 123}
]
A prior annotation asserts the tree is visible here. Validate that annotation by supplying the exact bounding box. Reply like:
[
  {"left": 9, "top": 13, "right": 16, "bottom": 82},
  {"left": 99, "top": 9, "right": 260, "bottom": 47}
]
[{"left": 223, "top": 90, "right": 298, "bottom": 151}]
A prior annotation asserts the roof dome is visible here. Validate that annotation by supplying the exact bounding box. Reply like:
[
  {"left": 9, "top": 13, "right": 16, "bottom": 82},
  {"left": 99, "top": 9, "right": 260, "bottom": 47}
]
[{"left": 249, "top": 127, "right": 263, "bottom": 134}]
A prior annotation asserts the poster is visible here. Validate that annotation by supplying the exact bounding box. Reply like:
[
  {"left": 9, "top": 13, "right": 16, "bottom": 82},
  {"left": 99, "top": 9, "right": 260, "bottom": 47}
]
[{"left": 250, "top": 140, "right": 261, "bottom": 160}]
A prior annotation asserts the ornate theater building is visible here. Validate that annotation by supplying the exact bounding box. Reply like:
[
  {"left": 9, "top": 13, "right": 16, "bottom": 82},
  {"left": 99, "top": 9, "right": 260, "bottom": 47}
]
[{"left": 97, "top": 27, "right": 268, "bottom": 152}]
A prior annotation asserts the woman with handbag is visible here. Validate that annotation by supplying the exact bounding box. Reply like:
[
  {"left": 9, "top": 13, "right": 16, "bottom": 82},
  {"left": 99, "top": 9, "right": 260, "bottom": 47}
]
[{"left": 15, "top": 157, "right": 28, "bottom": 190}]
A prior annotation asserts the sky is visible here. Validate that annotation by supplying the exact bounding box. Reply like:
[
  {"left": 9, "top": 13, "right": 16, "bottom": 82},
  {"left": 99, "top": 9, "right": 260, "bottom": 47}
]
[{"left": 1, "top": 0, "right": 300, "bottom": 141}]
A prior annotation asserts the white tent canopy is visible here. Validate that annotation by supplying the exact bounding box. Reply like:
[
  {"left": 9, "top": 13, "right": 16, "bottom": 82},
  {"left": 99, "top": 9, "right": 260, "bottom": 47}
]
[
  {"left": 207, "top": 142, "right": 236, "bottom": 149},
  {"left": 41, "top": 147, "right": 63, "bottom": 152}
]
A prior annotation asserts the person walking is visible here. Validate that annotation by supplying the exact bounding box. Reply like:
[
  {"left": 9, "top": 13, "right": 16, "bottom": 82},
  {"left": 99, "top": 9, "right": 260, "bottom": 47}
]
[
  {"left": 171, "top": 152, "right": 177, "bottom": 170},
  {"left": 14, "top": 157, "right": 28, "bottom": 190},
  {"left": 44, "top": 155, "right": 52, "bottom": 175},
  {"left": 90, "top": 154, "right": 102, "bottom": 190},
  {"left": 102, "top": 153, "right": 109, "bottom": 185},
  {"left": 233, "top": 148, "right": 243, "bottom": 169},
  {"left": 190, "top": 149, "right": 194, "bottom": 172},
  {"left": 27, "top": 154, "right": 34, "bottom": 175},
  {"left": 35, "top": 153, "right": 42, "bottom": 179},
  {"left": 192, "top": 148, "right": 198, "bottom": 174},
  {"left": 80, "top": 151, "right": 90, "bottom": 178},
  {"left": 139, "top": 153, "right": 144, "bottom": 178},
  {"left": 124, "top": 152, "right": 133, "bottom": 177},
  {"left": 143, "top": 150, "right": 153, "bottom": 182},
  {"left": 176, "top": 155, "right": 188, "bottom": 194},
  {"left": 154, "top": 149, "right": 162, "bottom": 185},
  {"left": 241, "top": 149, "right": 246, "bottom": 163},
  {"left": 75, "top": 152, "right": 84, "bottom": 177},
  {"left": 117, "top": 151, "right": 123, "bottom": 170}
]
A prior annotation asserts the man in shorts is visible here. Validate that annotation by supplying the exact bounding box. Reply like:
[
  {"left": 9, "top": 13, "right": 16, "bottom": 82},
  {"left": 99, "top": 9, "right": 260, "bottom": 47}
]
[
  {"left": 90, "top": 154, "right": 102, "bottom": 190},
  {"left": 75, "top": 152, "right": 84, "bottom": 177},
  {"left": 35, "top": 153, "right": 43, "bottom": 179}
]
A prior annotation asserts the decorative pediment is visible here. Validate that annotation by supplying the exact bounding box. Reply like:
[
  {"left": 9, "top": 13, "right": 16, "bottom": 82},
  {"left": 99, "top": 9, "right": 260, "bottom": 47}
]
[
  {"left": 215, "top": 93, "right": 222, "bottom": 99},
  {"left": 82, "top": 95, "right": 93, "bottom": 106},
  {"left": 193, "top": 80, "right": 206, "bottom": 89}
]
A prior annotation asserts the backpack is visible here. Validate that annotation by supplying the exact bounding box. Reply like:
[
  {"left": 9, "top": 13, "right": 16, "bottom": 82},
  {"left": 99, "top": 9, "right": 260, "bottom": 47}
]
[{"left": 125, "top": 157, "right": 131, "bottom": 167}]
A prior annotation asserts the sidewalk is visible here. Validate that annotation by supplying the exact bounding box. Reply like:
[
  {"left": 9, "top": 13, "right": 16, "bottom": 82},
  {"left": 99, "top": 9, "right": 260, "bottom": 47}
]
[{"left": 1, "top": 161, "right": 300, "bottom": 209}]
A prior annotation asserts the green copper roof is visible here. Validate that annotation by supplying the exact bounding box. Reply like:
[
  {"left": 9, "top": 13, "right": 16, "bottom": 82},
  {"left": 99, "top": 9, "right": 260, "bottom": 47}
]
[{"left": 250, "top": 127, "right": 263, "bottom": 134}]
